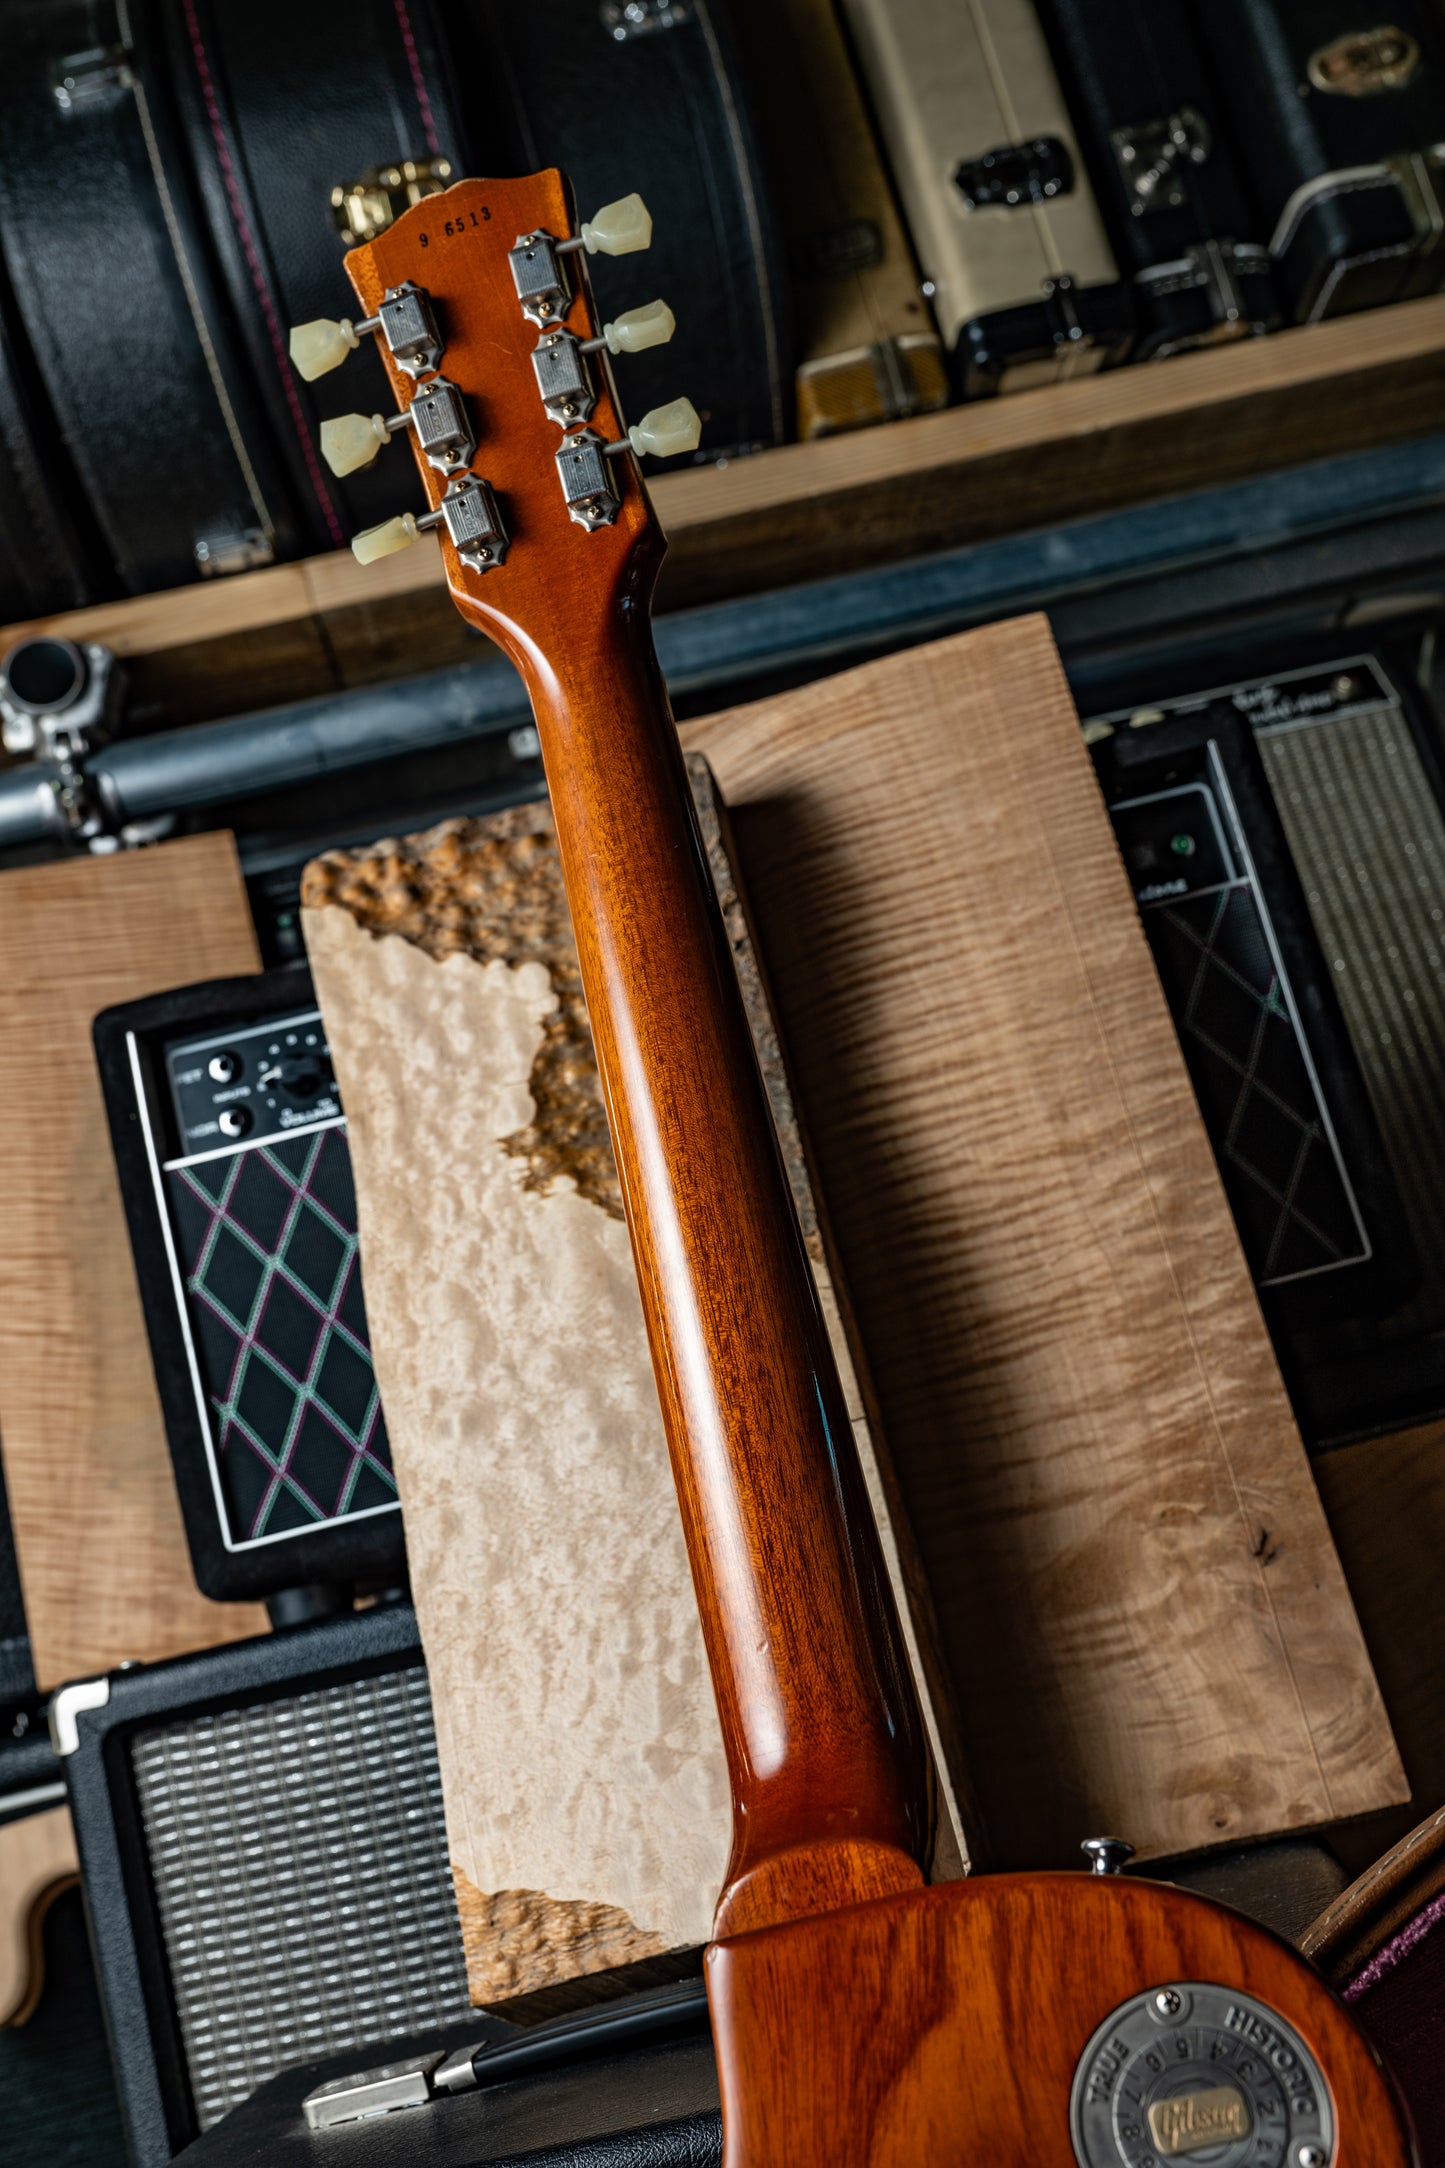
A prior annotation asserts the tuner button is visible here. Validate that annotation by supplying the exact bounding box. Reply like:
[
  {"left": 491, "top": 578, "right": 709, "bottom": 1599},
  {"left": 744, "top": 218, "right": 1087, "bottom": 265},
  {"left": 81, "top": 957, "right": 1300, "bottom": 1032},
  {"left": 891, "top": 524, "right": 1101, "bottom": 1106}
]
[
  {"left": 627, "top": 396, "right": 702, "bottom": 460},
  {"left": 581, "top": 192, "right": 652, "bottom": 257},
  {"left": 321, "top": 412, "right": 391, "bottom": 477},
  {"left": 604, "top": 298, "right": 676, "bottom": 354},
  {"left": 350, "top": 512, "right": 421, "bottom": 565},
  {"left": 288, "top": 317, "right": 360, "bottom": 382}
]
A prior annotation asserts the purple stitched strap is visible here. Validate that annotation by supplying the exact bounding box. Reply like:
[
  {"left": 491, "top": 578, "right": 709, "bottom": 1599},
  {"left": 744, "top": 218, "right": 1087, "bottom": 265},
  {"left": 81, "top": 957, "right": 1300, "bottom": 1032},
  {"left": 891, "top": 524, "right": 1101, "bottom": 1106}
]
[
  {"left": 391, "top": 0, "right": 442, "bottom": 159},
  {"left": 1344, "top": 1886, "right": 1445, "bottom": 2001},
  {"left": 180, "top": 0, "right": 345, "bottom": 545}
]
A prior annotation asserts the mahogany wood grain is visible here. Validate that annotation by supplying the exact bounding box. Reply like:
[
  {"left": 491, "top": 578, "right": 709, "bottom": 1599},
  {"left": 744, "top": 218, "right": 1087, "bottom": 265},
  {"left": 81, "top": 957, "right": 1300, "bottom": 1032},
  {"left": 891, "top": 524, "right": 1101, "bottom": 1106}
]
[
  {"left": 710, "top": 1876, "right": 1412, "bottom": 2165},
  {"left": 348, "top": 177, "right": 929, "bottom": 1940},
  {"left": 348, "top": 178, "right": 1413, "bottom": 2164}
]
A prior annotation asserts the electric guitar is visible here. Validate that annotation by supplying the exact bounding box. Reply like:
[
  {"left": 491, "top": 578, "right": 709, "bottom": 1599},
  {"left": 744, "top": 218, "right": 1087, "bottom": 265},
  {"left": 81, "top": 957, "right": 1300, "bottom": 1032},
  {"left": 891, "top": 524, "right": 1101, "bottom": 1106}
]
[{"left": 293, "top": 171, "right": 1416, "bottom": 2166}]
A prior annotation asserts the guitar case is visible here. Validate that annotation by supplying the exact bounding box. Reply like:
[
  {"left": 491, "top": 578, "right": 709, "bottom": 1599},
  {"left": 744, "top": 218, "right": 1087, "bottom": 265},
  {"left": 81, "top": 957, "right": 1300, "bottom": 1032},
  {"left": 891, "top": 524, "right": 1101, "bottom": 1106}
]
[
  {"left": 1033, "top": 0, "right": 1282, "bottom": 357},
  {"left": 0, "top": 252, "right": 105, "bottom": 621},
  {"left": 445, "top": 0, "right": 794, "bottom": 460},
  {"left": 1187, "top": 0, "right": 1445, "bottom": 322},
  {"left": 0, "top": 0, "right": 306, "bottom": 597},
  {"left": 153, "top": 0, "right": 470, "bottom": 554}
]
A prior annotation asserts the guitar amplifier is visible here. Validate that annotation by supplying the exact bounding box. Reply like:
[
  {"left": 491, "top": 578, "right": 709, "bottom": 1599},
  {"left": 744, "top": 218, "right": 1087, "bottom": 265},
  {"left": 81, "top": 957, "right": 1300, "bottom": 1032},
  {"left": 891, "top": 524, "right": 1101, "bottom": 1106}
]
[
  {"left": 1186, "top": 0, "right": 1445, "bottom": 322},
  {"left": 54, "top": 1603, "right": 472, "bottom": 2165},
  {"left": 1088, "top": 651, "right": 1445, "bottom": 1446},
  {"left": 93, "top": 965, "right": 406, "bottom": 1605},
  {"left": 1032, "top": 0, "right": 1281, "bottom": 357},
  {"left": 837, "top": 0, "right": 1132, "bottom": 397}
]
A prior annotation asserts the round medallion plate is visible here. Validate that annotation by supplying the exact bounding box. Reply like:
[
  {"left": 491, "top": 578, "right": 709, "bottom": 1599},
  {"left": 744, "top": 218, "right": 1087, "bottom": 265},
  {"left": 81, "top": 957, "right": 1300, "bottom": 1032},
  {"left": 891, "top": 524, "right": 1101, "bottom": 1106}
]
[{"left": 1069, "top": 1983, "right": 1334, "bottom": 2168}]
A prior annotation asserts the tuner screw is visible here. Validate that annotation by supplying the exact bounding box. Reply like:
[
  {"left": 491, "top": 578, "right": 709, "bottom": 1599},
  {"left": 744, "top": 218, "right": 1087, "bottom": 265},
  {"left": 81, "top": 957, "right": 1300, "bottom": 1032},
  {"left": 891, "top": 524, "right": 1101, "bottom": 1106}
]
[
  {"left": 350, "top": 512, "right": 422, "bottom": 565},
  {"left": 288, "top": 317, "right": 361, "bottom": 381},
  {"left": 1296, "top": 2149, "right": 1326, "bottom": 2168},
  {"left": 603, "top": 298, "right": 675, "bottom": 353},
  {"left": 624, "top": 395, "right": 701, "bottom": 460},
  {"left": 565, "top": 191, "right": 652, "bottom": 258},
  {"left": 1153, "top": 1989, "right": 1182, "bottom": 2018},
  {"left": 320, "top": 412, "right": 401, "bottom": 477}
]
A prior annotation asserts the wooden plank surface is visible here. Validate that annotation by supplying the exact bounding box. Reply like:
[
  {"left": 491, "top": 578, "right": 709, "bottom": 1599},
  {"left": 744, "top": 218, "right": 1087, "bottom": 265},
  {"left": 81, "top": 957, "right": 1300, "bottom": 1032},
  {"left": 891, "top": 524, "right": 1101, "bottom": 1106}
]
[
  {"left": 1313, "top": 1422, "right": 1445, "bottom": 1877},
  {"left": 302, "top": 778, "right": 968, "bottom": 2011},
  {"left": 681, "top": 617, "right": 1405, "bottom": 1866},
  {"left": 3, "top": 297, "right": 1444, "bottom": 729},
  {"left": 0, "top": 839, "right": 267, "bottom": 1688}
]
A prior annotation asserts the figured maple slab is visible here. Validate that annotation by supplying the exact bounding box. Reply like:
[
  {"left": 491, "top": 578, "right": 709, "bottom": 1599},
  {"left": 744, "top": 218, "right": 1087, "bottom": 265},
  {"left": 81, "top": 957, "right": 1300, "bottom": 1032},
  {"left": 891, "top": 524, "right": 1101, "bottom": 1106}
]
[
  {"left": 0, "top": 838, "right": 267, "bottom": 1687},
  {"left": 682, "top": 614, "right": 1405, "bottom": 1864}
]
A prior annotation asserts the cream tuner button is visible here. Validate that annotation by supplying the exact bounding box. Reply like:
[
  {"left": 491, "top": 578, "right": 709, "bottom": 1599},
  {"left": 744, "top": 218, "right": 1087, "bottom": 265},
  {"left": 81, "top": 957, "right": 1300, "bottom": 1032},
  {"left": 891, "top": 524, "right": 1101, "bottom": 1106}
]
[
  {"left": 321, "top": 413, "right": 390, "bottom": 477},
  {"left": 579, "top": 192, "right": 652, "bottom": 257},
  {"left": 288, "top": 317, "right": 360, "bottom": 381},
  {"left": 603, "top": 299, "right": 675, "bottom": 354},
  {"left": 350, "top": 512, "right": 421, "bottom": 565},
  {"left": 627, "top": 396, "right": 702, "bottom": 459}
]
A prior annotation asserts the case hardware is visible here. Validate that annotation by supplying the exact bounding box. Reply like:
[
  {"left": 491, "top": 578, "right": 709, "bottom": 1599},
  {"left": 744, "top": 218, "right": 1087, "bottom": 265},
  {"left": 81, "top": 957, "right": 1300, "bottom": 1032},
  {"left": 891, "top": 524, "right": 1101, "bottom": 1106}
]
[
  {"left": 1112, "top": 109, "right": 1211, "bottom": 215},
  {"left": 601, "top": 0, "right": 691, "bottom": 39},
  {"left": 331, "top": 159, "right": 454, "bottom": 247},
  {"left": 954, "top": 137, "right": 1074, "bottom": 210},
  {"left": 1308, "top": 26, "right": 1420, "bottom": 95}
]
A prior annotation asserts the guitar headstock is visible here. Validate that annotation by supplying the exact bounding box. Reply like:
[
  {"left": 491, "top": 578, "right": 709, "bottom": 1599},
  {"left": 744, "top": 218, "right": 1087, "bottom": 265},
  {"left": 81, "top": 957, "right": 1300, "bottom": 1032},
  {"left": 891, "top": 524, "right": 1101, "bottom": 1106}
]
[{"left": 289, "top": 172, "right": 698, "bottom": 663}]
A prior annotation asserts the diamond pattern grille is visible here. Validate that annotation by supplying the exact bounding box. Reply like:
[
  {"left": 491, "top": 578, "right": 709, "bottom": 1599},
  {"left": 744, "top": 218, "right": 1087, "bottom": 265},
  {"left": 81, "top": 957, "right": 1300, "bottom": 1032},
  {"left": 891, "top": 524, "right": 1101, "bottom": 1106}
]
[
  {"left": 1146, "top": 885, "right": 1367, "bottom": 1283},
  {"left": 165, "top": 1126, "right": 395, "bottom": 1544}
]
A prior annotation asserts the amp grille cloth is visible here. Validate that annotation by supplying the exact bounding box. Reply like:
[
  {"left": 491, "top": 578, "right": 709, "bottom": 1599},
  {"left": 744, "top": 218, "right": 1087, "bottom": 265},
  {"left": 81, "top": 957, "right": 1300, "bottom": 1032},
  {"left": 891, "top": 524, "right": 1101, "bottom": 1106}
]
[
  {"left": 164, "top": 1125, "right": 396, "bottom": 1545},
  {"left": 130, "top": 1664, "right": 470, "bottom": 2131},
  {"left": 1259, "top": 698, "right": 1445, "bottom": 1334}
]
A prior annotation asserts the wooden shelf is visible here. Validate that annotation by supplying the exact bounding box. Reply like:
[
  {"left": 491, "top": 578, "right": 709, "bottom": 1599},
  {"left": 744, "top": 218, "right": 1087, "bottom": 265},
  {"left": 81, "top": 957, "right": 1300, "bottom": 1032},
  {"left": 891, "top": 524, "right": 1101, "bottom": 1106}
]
[{"left": 6, "top": 295, "right": 1445, "bottom": 731}]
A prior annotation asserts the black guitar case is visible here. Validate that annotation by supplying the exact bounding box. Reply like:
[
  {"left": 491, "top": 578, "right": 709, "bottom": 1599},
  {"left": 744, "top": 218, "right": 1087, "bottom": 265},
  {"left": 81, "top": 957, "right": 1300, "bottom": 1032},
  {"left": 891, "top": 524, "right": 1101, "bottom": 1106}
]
[
  {"left": 1187, "top": 0, "right": 1445, "bottom": 322},
  {"left": 0, "top": 0, "right": 305, "bottom": 596},
  {"left": 446, "top": 0, "right": 794, "bottom": 461},
  {"left": 1034, "top": 0, "right": 1282, "bottom": 357},
  {"left": 154, "top": 0, "right": 471, "bottom": 554},
  {"left": 0, "top": 251, "right": 106, "bottom": 621}
]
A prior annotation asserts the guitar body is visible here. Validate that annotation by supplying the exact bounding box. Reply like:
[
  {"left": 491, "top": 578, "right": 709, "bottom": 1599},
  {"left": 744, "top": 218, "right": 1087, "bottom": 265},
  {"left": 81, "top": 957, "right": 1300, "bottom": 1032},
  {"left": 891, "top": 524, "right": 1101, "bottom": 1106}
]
[{"left": 711, "top": 1875, "right": 1412, "bottom": 2165}]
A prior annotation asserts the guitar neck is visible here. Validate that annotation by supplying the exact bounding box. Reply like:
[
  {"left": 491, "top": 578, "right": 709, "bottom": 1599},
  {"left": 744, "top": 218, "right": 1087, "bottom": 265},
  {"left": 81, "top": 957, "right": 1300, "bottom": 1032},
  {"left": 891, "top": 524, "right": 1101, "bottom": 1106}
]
[{"left": 514, "top": 572, "right": 929, "bottom": 1937}]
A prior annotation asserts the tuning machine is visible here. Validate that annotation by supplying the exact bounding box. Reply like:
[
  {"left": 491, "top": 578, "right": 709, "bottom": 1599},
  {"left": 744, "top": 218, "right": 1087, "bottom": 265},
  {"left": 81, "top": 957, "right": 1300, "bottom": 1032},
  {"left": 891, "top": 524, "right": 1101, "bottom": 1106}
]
[
  {"left": 321, "top": 376, "right": 475, "bottom": 478},
  {"left": 555, "top": 397, "right": 702, "bottom": 529},
  {"left": 351, "top": 475, "right": 507, "bottom": 573},
  {"left": 532, "top": 300, "right": 676, "bottom": 424},
  {"left": 509, "top": 192, "right": 653, "bottom": 327},
  {"left": 289, "top": 279, "right": 443, "bottom": 382}
]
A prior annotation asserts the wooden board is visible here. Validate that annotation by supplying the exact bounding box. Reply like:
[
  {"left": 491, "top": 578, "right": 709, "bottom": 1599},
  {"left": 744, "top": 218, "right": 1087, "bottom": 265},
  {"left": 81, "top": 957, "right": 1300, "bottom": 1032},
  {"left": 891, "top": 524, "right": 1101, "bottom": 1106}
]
[
  {"left": 302, "top": 776, "right": 969, "bottom": 2010},
  {"left": 0, "top": 1807, "right": 77, "bottom": 2027},
  {"left": 1313, "top": 1421, "right": 1445, "bottom": 1879},
  {"left": 4, "top": 297, "right": 1445, "bottom": 728},
  {"left": 680, "top": 616, "right": 1405, "bottom": 1867},
  {"left": 0, "top": 839, "right": 267, "bottom": 1688}
]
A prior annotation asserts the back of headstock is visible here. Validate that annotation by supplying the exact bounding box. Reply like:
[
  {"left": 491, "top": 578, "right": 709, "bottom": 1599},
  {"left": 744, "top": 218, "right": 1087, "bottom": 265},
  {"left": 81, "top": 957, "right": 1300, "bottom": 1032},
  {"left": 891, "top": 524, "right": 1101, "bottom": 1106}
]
[{"left": 288, "top": 171, "right": 699, "bottom": 673}]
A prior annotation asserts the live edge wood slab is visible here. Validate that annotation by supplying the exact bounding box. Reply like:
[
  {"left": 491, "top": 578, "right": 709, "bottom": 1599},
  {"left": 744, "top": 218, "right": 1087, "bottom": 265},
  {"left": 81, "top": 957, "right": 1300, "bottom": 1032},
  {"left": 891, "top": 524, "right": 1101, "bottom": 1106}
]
[
  {"left": 680, "top": 617, "right": 1406, "bottom": 1869},
  {"left": 302, "top": 764, "right": 969, "bottom": 2011},
  {"left": 4, "top": 295, "right": 1445, "bottom": 728}
]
